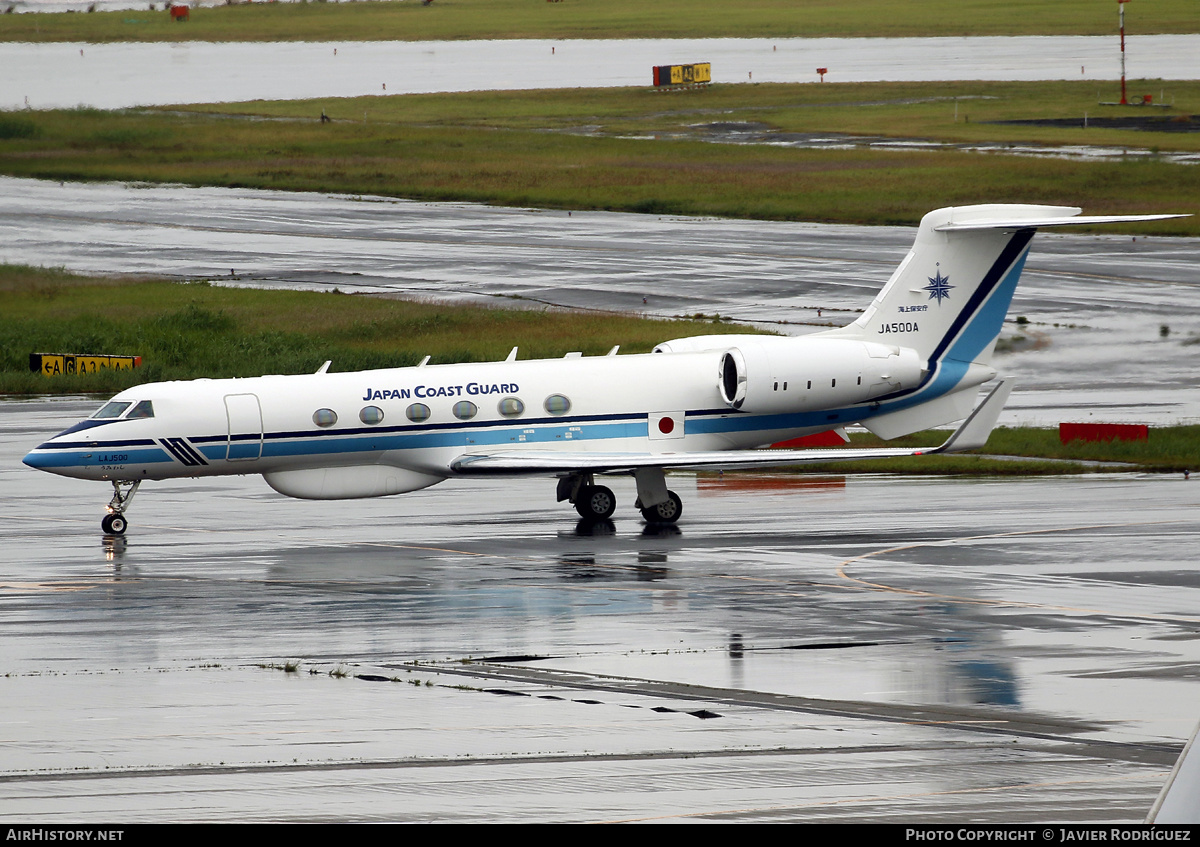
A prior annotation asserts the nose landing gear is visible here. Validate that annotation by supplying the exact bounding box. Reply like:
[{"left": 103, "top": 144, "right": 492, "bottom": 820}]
[{"left": 102, "top": 480, "right": 140, "bottom": 536}]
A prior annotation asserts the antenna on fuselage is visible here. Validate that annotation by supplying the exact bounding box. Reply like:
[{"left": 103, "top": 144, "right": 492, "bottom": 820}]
[
  {"left": 417, "top": 355, "right": 431, "bottom": 368},
  {"left": 606, "top": 346, "right": 620, "bottom": 356},
  {"left": 505, "top": 347, "right": 518, "bottom": 362},
  {"left": 315, "top": 360, "right": 332, "bottom": 374}
]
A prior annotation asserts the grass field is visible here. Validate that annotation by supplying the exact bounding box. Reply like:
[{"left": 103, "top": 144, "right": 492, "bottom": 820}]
[
  {"left": 0, "top": 263, "right": 760, "bottom": 395},
  {"left": 1, "top": 0, "right": 1195, "bottom": 44},
  {"left": 1, "top": 81, "right": 1197, "bottom": 233}
]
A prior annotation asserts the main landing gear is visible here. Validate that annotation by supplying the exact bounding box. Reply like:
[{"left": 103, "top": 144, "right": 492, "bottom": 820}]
[
  {"left": 101, "top": 480, "right": 140, "bottom": 536},
  {"left": 557, "top": 469, "right": 683, "bottom": 525}
]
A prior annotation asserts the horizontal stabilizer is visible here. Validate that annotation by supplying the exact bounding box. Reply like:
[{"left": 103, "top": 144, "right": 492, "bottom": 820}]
[{"left": 934, "top": 211, "right": 1187, "bottom": 232}]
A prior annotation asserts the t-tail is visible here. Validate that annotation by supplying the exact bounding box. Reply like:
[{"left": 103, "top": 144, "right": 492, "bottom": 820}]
[{"left": 822, "top": 204, "right": 1182, "bottom": 438}]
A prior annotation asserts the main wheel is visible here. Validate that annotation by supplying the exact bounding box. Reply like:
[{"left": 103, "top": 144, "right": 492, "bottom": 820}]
[
  {"left": 575, "top": 485, "right": 616, "bottom": 520},
  {"left": 640, "top": 490, "right": 683, "bottom": 524},
  {"left": 101, "top": 514, "right": 128, "bottom": 535}
]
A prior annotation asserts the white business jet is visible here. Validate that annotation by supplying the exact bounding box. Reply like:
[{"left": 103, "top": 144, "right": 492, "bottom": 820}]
[{"left": 23, "top": 205, "right": 1181, "bottom": 535}]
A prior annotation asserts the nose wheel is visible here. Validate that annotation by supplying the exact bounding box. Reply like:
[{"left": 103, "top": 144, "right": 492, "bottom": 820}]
[{"left": 102, "top": 480, "right": 140, "bottom": 536}]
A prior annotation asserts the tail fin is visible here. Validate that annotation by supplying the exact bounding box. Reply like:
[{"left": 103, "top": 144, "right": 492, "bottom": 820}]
[
  {"left": 825, "top": 204, "right": 1184, "bottom": 438},
  {"left": 837, "top": 205, "right": 1060, "bottom": 369},
  {"left": 830, "top": 204, "right": 1183, "bottom": 398}
]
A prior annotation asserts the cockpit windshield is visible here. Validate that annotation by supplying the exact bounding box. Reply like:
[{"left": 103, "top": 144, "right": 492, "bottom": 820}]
[
  {"left": 126, "top": 400, "right": 155, "bottom": 419},
  {"left": 92, "top": 401, "right": 132, "bottom": 419},
  {"left": 90, "top": 400, "right": 154, "bottom": 420}
]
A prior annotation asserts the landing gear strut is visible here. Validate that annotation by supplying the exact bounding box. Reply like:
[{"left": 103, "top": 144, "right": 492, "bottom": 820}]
[
  {"left": 102, "top": 480, "right": 140, "bottom": 536},
  {"left": 556, "top": 470, "right": 683, "bottom": 524}
]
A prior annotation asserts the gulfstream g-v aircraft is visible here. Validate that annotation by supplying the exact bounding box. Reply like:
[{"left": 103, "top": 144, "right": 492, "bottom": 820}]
[{"left": 24, "top": 205, "right": 1182, "bottom": 535}]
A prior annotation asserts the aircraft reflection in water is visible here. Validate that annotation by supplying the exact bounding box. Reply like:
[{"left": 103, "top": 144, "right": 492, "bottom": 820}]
[{"left": 24, "top": 205, "right": 1183, "bottom": 535}]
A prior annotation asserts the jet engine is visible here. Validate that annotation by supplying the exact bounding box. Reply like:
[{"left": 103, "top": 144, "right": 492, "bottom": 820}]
[{"left": 717, "top": 337, "right": 924, "bottom": 414}]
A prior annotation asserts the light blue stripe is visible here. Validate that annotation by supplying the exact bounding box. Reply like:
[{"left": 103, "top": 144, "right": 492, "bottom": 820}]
[{"left": 23, "top": 448, "right": 170, "bottom": 469}]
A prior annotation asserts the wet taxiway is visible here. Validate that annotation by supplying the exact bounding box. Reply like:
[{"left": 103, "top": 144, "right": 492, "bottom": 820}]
[
  {"left": 5, "top": 35, "right": 1200, "bottom": 110},
  {"left": 3, "top": 397, "right": 1200, "bottom": 821},
  {"left": 2, "top": 176, "right": 1198, "bottom": 426}
]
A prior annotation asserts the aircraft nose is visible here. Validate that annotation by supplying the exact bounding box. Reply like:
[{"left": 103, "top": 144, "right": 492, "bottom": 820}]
[
  {"left": 22, "top": 428, "right": 90, "bottom": 477},
  {"left": 23, "top": 440, "right": 66, "bottom": 472}
]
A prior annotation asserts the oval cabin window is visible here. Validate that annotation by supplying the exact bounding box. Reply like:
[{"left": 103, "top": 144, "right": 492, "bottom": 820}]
[
  {"left": 544, "top": 394, "right": 571, "bottom": 415},
  {"left": 406, "top": 403, "right": 431, "bottom": 423},
  {"left": 453, "top": 401, "right": 478, "bottom": 420},
  {"left": 498, "top": 397, "right": 525, "bottom": 418}
]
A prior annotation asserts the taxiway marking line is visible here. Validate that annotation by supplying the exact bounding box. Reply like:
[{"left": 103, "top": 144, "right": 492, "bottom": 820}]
[{"left": 835, "top": 519, "right": 1200, "bottom": 623}]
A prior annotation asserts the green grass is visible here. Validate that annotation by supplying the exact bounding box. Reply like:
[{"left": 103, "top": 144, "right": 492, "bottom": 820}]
[
  {"left": 0, "top": 0, "right": 1195, "bottom": 43},
  {"left": 0, "top": 263, "right": 762, "bottom": 395},
  {"left": 766, "top": 425, "right": 1200, "bottom": 475},
  {"left": 800, "top": 426, "right": 1200, "bottom": 474},
  {"left": 193, "top": 79, "right": 1200, "bottom": 154},
  {"left": 1, "top": 81, "right": 1198, "bottom": 234}
]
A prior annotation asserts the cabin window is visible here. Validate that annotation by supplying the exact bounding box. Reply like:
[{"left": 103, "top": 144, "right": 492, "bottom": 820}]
[
  {"left": 544, "top": 394, "right": 571, "bottom": 415},
  {"left": 313, "top": 408, "right": 338, "bottom": 428},
  {"left": 93, "top": 401, "right": 132, "bottom": 419},
  {"left": 126, "top": 400, "right": 155, "bottom": 419},
  {"left": 406, "top": 403, "right": 431, "bottom": 423},
  {"left": 453, "top": 401, "right": 478, "bottom": 421},
  {"left": 359, "top": 406, "right": 384, "bottom": 425},
  {"left": 498, "top": 397, "right": 525, "bottom": 418}
]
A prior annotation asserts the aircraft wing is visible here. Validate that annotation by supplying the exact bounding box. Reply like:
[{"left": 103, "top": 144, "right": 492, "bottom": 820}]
[{"left": 452, "top": 380, "right": 1012, "bottom": 476}]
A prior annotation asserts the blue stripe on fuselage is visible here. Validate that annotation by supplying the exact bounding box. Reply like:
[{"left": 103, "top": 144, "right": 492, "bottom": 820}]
[{"left": 23, "top": 446, "right": 170, "bottom": 469}]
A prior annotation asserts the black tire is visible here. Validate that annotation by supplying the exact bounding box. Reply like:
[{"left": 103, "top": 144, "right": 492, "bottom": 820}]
[
  {"left": 640, "top": 490, "right": 683, "bottom": 524},
  {"left": 102, "top": 514, "right": 128, "bottom": 535},
  {"left": 575, "top": 484, "right": 616, "bottom": 520}
]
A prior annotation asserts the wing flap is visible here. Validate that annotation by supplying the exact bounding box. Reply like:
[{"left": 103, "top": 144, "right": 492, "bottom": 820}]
[{"left": 452, "top": 380, "right": 1011, "bottom": 476}]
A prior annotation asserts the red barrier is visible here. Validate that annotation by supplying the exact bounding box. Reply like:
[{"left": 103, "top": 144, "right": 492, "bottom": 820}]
[
  {"left": 1059, "top": 422, "right": 1148, "bottom": 444},
  {"left": 169, "top": 4, "right": 189, "bottom": 21},
  {"left": 770, "top": 429, "right": 847, "bottom": 449}
]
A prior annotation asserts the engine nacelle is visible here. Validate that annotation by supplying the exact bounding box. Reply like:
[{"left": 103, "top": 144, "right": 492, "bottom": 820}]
[{"left": 718, "top": 337, "right": 924, "bottom": 413}]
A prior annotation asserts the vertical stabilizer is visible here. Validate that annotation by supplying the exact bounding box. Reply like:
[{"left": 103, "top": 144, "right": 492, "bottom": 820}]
[
  {"left": 824, "top": 204, "right": 1185, "bottom": 438},
  {"left": 834, "top": 205, "right": 1068, "bottom": 375}
]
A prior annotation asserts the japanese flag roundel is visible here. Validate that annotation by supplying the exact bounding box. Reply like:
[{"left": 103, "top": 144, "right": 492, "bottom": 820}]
[{"left": 649, "top": 411, "right": 685, "bottom": 440}]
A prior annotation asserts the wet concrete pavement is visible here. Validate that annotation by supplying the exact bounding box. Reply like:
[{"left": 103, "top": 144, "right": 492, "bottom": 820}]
[
  {"left": 5, "top": 36, "right": 1200, "bottom": 110},
  {"left": 2, "top": 397, "right": 1199, "bottom": 821}
]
